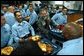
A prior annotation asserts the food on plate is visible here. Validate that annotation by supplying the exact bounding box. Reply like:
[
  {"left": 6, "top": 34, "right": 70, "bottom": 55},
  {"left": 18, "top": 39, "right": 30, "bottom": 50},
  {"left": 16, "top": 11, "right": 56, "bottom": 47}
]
[
  {"left": 31, "top": 35, "right": 41, "bottom": 41},
  {"left": 1, "top": 46, "right": 13, "bottom": 55},
  {"left": 38, "top": 42, "right": 53, "bottom": 53}
]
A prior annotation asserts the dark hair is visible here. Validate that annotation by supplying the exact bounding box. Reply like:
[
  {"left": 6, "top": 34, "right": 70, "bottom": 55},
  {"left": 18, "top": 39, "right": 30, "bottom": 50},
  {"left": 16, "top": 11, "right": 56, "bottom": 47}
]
[
  {"left": 39, "top": 8, "right": 47, "bottom": 14},
  {"left": 14, "top": 11, "right": 20, "bottom": 17},
  {"left": 28, "top": 3, "right": 33, "bottom": 8},
  {"left": 56, "top": 6, "right": 59, "bottom": 10},
  {"left": 62, "top": 6, "right": 68, "bottom": 10},
  {"left": 35, "top": 3, "right": 38, "bottom": 6},
  {"left": 18, "top": 4, "right": 24, "bottom": 9},
  {"left": 62, "top": 6, "right": 69, "bottom": 12},
  {"left": 29, "top": 3, "right": 32, "bottom": 5}
]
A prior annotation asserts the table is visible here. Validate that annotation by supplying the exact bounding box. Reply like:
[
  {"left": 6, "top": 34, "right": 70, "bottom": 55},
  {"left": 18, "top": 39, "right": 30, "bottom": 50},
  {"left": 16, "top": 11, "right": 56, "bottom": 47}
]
[
  {"left": 41, "top": 38, "right": 62, "bottom": 55},
  {"left": 10, "top": 35, "right": 62, "bottom": 55}
]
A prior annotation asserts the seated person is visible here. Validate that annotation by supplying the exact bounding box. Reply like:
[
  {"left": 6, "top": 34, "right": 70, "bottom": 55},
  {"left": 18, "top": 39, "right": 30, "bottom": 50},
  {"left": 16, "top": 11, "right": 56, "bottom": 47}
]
[
  {"left": 16, "top": 4, "right": 26, "bottom": 19},
  {"left": 25, "top": 4, "right": 38, "bottom": 26},
  {"left": 51, "top": 7, "right": 67, "bottom": 31},
  {"left": 11, "top": 11, "right": 35, "bottom": 46},
  {"left": 4, "top": 6, "right": 16, "bottom": 27},
  {"left": 7, "top": 11, "right": 45, "bottom": 55},
  {"left": 36, "top": 8, "right": 52, "bottom": 40},
  {"left": 57, "top": 22, "right": 83, "bottom": 55},
  {"left": 1, "top": 13, "right": 11, "bottom": 48}
]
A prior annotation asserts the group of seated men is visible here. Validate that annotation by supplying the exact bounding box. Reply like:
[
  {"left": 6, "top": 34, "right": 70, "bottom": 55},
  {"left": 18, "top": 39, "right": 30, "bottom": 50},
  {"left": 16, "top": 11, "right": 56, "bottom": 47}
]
[{"left": 1, "top": 2, "right": 83, "bottom": 55}]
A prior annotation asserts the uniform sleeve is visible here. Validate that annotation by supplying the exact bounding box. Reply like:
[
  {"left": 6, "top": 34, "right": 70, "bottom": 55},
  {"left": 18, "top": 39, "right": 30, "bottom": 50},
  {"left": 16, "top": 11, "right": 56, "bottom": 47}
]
[
  {"left": 6, "top": 24, "right": 13, "bottom": 46},
  {"left": 63, "top": 18, "right": 67, "bottom": 24},
  {"left": 33, "top": 13, "right": 38, "bottom": 22},
  {"left": 28, "top": 24, "right": 35, "bottom": 36},
  {"left": 57, "top": 40, "right": 83, "bottom": 55},
  {"left": 29, "top": 13, "right": 38, "bottom": 25},
  {"left": 11, "top": 26, "right": 20, "bottom": 43},
  {"left": 26, "top": 9, "right": 30, "bottom": 16},
  {"left": 51, "top": 14, "right": 59, "bottom": 25},
  {"left": 63, "top": 15, "right": 67, "bottom": 25},
  {"left": 22, "top": 10, "right": 26, "bottom": 18},
  {"left": 7, "top": 35, "right": 13, "bottom": 46}
]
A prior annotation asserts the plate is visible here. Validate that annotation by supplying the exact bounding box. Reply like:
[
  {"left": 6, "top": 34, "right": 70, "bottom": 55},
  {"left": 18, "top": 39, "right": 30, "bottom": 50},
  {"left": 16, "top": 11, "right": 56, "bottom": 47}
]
[
  {"left": 38, "top": 41, "right": 53, "bottom": 53},
  {"left": 31, "top": 35, "right": 41, "bottom": 41},
  {"left": 1, "top": 46, "right": 13, "bottom": 55}
]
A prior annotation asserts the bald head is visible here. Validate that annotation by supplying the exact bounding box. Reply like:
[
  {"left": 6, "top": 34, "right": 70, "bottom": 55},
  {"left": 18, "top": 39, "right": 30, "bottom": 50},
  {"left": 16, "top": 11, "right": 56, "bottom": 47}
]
[
  {"left": 8, "top": 6, "right": 15, "bottom": 13},
  {"left": 63, "top": 22, "right": 82, "bottom": 40}
]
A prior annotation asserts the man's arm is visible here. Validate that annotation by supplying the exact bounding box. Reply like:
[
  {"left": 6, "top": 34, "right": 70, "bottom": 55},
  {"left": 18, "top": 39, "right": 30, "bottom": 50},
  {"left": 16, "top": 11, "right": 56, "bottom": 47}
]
[
  {"left": 51, "top": 14, "right": 59, "bottom": 26},
  {"left": 29, "top": 13, "right": 38, "bottom": 25},
  {"left": 28, "top": 24, "right": 35, "bottom": 36}
]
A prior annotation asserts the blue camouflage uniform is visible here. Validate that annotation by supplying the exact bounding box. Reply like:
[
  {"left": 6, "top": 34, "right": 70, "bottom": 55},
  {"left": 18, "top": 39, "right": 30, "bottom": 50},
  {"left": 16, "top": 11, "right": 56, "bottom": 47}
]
[
  {"left": 26, "top": 9, "right": 38, "bottom": 25},
  {"left": 11, "top": 21, "right": 35, "bottom": 43},
  {"left": 57, "top": 37, "right": 83, "bottom": 55},
  {"left": 1, "top": 24, "right": 11, "bottom": 48},
  {"left": 4, "top": 12, "right": 16, "bottom": 27},
  {"left": 51, "top": 12, "right": 67, "bottom": 26}
]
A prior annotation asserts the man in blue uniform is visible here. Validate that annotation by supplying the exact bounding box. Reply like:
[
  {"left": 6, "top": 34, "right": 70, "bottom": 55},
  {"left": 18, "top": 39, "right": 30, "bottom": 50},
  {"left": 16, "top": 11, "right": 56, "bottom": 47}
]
[
  {"left": 57, "top": 22, "right": 83, "bottom": 55},
  {"left": 4, "top": 6, "right": 16, "bottom": 27},
  {"left": 25, "top": 4, "right": 38, "bottom": 25},
  {"left": 11, "top": 11, "right": 35, "bottom": 43},
  {"left": 51, "top": 7, "right": 67, "bottom": 27},
  {"left": 10, "top": 11, "right": 44, "bottom": 55},
  {"left": 1, "top": 13, "right": 11, "bottom": 48}
]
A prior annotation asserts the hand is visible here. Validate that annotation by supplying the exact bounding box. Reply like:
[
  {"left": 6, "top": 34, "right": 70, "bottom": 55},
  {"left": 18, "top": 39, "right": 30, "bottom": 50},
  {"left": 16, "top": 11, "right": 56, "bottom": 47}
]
[
  {"left": 25, "top": 16, "right": 30, "bottom": 21},
  {"left": 19, "top": 39, "right": 25, "bottom": 43},
  {"left": 56, "top": 24, "right": 59, "bottom": 26},
  {"left": 28, "top": 36, "right": 32, "bottom": 40},
  {"left": 28, "top": 16, "right": 30, "bottom": 19}
]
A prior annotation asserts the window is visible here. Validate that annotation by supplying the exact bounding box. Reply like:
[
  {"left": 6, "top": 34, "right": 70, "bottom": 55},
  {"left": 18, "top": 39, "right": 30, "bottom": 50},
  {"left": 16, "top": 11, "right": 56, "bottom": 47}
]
[{"left": 55, "top": 1, "right": 63, "bottom": 5}]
